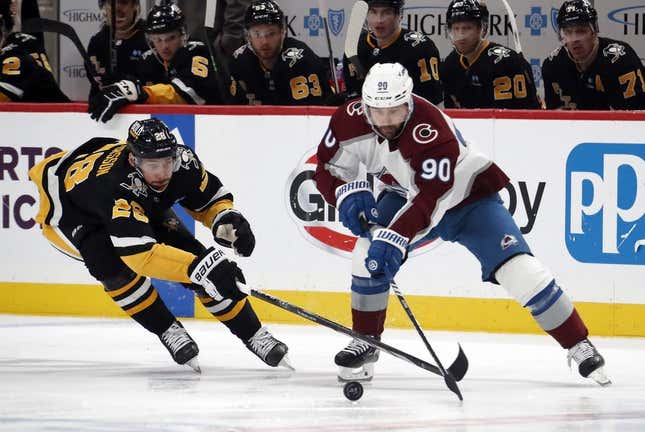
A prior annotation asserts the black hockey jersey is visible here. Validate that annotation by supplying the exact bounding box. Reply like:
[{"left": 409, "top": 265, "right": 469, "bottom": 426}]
[
  {"left": 0, "top": 32, "right": 69, "bottom": 102},
  {"left": 229, "top": 37, "right": 332, "bottom": 105},
  {"left": 441, "top": 40, "right": 540, "bottom": 109},
  {"left": 542, "top": 37, "right": 645, "bottom": 110},
  {"left": 29, "top": 138, "right": 234, "bottom": 282},
  {"left": 342, "top": 29, "right": 443, "bottom": 105},
  {"left": 87, "top": 20, "right": 149, "bottom": 98},
  {"left": 137, "top": 40, "right": 224, "bottom": 105}
]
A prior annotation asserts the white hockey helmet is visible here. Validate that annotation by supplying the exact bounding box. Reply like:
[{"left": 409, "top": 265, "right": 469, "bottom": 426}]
[{"left": 362, "top": 63, "right": 414, "bottom": 138}]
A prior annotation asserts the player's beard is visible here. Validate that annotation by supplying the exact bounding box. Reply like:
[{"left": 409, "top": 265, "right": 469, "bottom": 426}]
[{"left": 376, "top": 124, "right": 403, "bottom": 140}]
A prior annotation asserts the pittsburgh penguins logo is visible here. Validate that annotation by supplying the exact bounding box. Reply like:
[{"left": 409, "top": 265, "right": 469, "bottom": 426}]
[
  {"left": 281, "top": 47, "right": 304, "bottom": 68},
  {"left": 602, "top": 43, "right": 626, "bottom": 64},
  {"left": 403, "top": 31, "right": 427, "bottom": 47},
  {"left": 175, "top": 148, "right": 199, "bottom": 171},
  {"left": 120, "top": 172, "right": 148, "bottom": 197},
  {"left": 488, "top": 46, "right": 511, "bottom": 64}
]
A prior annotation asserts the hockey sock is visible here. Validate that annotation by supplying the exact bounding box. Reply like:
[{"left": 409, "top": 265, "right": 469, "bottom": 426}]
[
  {"left": 350, "top": 275, "right": 390, "bottom": 336},
  {"left": 525, "top": 280, "right": 588, "bottom": 349},
  {"left": 198, "top": 296, "right": 260, "bottom": 341}
]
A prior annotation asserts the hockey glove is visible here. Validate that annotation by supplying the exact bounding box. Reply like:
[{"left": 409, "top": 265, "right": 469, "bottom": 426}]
[
  {"left": 212, "top": 209, "right": 256, "bottom": 257},
  {"left": 188, "top": 247, "right": 247, "bottom": 301},
  {"left": 365, "top": 228, "right": 408, "bottom": 282},
  {"left": 88, "top": 79, "right": 147, "bottom": 123},
  {"left": 335, "top": 180, "right": 378, "bottom": 237}
]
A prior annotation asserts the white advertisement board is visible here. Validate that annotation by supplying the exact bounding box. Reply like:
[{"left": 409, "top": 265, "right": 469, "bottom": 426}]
[{"left": 2, "top": 108, "right": 645, "bottom": 306}]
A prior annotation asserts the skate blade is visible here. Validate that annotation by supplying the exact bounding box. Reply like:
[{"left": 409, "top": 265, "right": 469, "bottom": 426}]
[
  {"left": 337, "top": 363, "right": 374, "bottom": 383},
  {"left": 186, "top": 357, "right": 201, "bottom": 374},
  {"left": 589, "top": 367, "right": 611, "bottom": 387},
  {"left": 278, "top": 354, "right": 295, "bottom": 371}
]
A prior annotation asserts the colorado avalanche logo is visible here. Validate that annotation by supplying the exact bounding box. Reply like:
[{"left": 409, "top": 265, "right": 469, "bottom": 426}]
[
  {"left": 346, "top": 100, "right": 364, "bottom": 116},
  {"left": 281, "top": 47, "right": 304, "bottom": 68},
  {"left": 403, "top": 31, "right": 427, "bottom": 47},
  {"left": 488, "top": 46, "right": 511, "bottom": 64},
  {"left": 120, "top": 172, "right": 148, "bottom": 197},
  {"left": 285, "top": 148, "right": 441, "bottom": 258},
  {"left": 412, "top": 123, "right": 439, "bottom": 144},
  {"left": 602, "top": 43, "right": 626, "bottom": 64}
]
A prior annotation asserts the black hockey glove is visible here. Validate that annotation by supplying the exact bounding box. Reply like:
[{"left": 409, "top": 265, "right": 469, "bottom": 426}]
[
  {"left": 188, "top": 247, "right": 247, "bottom": 301},
  {"left": 212, "top": 209, "right": 256, "bottom": 257},
  {"left": 88, "top": 79, "right": 147, "bottom": 123}
]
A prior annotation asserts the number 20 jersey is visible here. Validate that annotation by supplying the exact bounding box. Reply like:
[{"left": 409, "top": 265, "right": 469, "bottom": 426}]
[{"left": 313, "top": 96, "right": 509, "bottom": 242}]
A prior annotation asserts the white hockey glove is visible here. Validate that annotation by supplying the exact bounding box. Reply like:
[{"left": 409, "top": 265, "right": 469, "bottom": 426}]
[
  {"left": 188, "top": 247, "right": 247, "bottom": 301},
  {"left": 88, "top": 80, "right": 147, "bottom": 123}
]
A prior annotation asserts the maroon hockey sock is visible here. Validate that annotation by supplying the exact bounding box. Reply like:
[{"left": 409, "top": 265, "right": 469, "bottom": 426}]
[
  {"left": 352, "top": 308, "right": 387, "bottom": 337},
  {"left": 546, "top": 308, "right": 589, "bottom": 349}
]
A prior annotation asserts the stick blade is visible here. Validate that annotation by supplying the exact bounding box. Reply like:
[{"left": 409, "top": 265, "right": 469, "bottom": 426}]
[
  {"left": 447, "top": 343, "right": 469, "bottom": 382},
  {"left": 344, "top": 0, "right": 368, "bottom": 58}
]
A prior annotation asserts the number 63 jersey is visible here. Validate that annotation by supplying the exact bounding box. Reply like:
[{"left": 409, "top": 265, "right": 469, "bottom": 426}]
[{"left": 313, "top": 96, "right": 510, "bottom": 242}]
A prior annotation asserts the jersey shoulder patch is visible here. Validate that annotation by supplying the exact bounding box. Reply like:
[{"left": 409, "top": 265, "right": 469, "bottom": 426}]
[
  {"left": 119, "top": 171, "right": 149, "bottom": 198},
  {"left": 141, "top": 49, "right": 155, "bottom": 60},
  {"left": 403, "top": 31, "right": 428, "bottom": 47},
  {"left": 602, "top": 42, "right": 627, "bottom": 64},
  {"left": 233, "top": 44, "right": 248, "bottom": 59},
  {"left": 487, "top": 45, "right": 512, "bottom": 64},
  {"left": 175, "top": 146, "right": 200, "bottom": 172},
  {"left": 547, "top": 46, "right": 563, "bottom": 62},
  {"left": 281, "top": 47, "right": 305, "bottom": 68}
]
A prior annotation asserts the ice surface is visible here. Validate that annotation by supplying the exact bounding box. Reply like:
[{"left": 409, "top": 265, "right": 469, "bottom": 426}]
[{"left": 1, "top": 314, "right": 643, "bottom": 431}]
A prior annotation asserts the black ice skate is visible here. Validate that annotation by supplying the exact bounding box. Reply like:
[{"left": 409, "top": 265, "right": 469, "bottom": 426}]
[
  {"left": 159, "top": 321, "right": 200, "bottom": 373},
  {"left": 567, "top": 338, "right": 611, "bottom": 386},
  {"left": 245, "top": 327, "right": 293, "bottom": 370},
  {"left": 335, "top": 338, "right": 380, "bottom": 382}
]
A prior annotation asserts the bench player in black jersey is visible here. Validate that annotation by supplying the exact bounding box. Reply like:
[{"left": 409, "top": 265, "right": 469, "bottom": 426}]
[
  {"left": 88, "top": 3, "right": 226, "bottom": 123},
  {"left": 87, "top": 0, "right": 148, "bottom": 99},
  {"left": 0, "top": 0, "right": 68, "bottom": 102},
  {"left": 342, "top": 0, "right": 443, "bottom": 105},
  {"left": 29, "top": 118, "right": 292, "bottom": 372},
  {"left": 542, "top": 0, "right": 645, "bottom": 110},
  {"left": 441, "top": 0, "right": 540, "bottom": 109},
  {"left": 228, "top": 0, "right": 332, "bottom": 105}
]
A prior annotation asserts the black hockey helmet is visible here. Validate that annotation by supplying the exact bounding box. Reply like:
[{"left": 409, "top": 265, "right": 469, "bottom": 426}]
[
  {"left": 557, "top": 0, "right": 598, "bottom": 32},
  {"left": 446, "top": 0, "right": 489, "bottom": 28},
  {"left": 366, "top": 0, "right": 405, "bottom": 14},
  {"left": 127, "top": 118, "right": 178, "bottom": 159},
  {"left": 146, "top": 3, "right": 186, "bottom": 34},
  {"left": 244, "top": 0, "right": 285, "bottom": 29}
]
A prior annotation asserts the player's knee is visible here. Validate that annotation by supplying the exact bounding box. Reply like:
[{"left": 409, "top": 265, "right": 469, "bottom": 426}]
[
  {"left": 494, "top": 254, "right": 554, "bottom": 306},
  {"left": 101, "top": 267, "right": 139, "bottom": 292}
]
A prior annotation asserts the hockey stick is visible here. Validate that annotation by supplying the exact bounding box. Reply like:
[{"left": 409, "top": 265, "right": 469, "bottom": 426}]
[
  {"left": 499, "top": 0, "right": 522, "bottom": 53},
  {"left": 344, "top": 0, "right": 368, "bottom": 79},
  {"left": 200, "top": 25, "right": 236, "bottom": 104},
  {"left": 243, "top": 285, "right": 468, "bottom": 382},
  {"left": 21, "top": 18, "right": 99, "bottom": 83},
  {"left": 322, "top": 17, "right": 340, "bottom": 94},
  {"left": 360, "top": 219, "right": 466, "bottom": 400},
  {"left": 390, "top": 280, "right": 464, "bottom": 401},
  {"left": 109, "top": 0, "right": 117, "bottom": 74}
]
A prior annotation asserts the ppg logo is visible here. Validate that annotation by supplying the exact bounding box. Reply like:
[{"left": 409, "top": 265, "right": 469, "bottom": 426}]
[{"left": 566, "top": 143, "right": 645, "bottom": 265}]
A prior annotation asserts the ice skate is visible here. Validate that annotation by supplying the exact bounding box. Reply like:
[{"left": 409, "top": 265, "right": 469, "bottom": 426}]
[
  {"left": 567, "top": 339, "right": 611, "bottom": 386},
  {"left": 335, "top": 338, "right": 380, "bottom": 382},
  {"left": 245, "top": 327, "right": 294, "bottom": 370},
  {"left": 159, "top": 321, "right": 200, "bottom": 373}
]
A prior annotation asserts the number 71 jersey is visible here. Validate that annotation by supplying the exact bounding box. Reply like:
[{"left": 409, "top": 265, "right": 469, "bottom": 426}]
[{"left": 313, "top": 96, "right": 510, "bottom": 242}]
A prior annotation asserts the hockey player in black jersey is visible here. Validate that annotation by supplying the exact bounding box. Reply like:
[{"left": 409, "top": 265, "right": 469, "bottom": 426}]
[
  {"left": 29, "top": 118, "right": 292, "bottom": 372},
  {"left": 229, "top": 0, "right": 333, "bottom": 105},
  {"left": 441, "top": 0, "right": 540, "bottom": 109},
  {"left": 88, "top": 3, "right": 225, "bottom": 123},
  {"left": 0, "top": 1, "right": 69, "bottom": 102},
  {"left": 87, "top": 0, "right": 148, "bottom": 99},
  {"left": 542, "top": 0, "right": 645, "bottom": 110},
  {"left": 342, "top": 0, "right": 443, "bottom": 105}
]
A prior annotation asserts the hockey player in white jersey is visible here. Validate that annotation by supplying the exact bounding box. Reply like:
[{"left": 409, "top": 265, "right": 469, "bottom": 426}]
[{"left": 313, "top": 62, "right": 610, "bottom": 386}]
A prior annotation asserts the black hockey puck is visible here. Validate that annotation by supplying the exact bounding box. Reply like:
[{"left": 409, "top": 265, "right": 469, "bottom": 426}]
[{"left": 343, "top": 381, "right": 364, "bottom": 401}]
